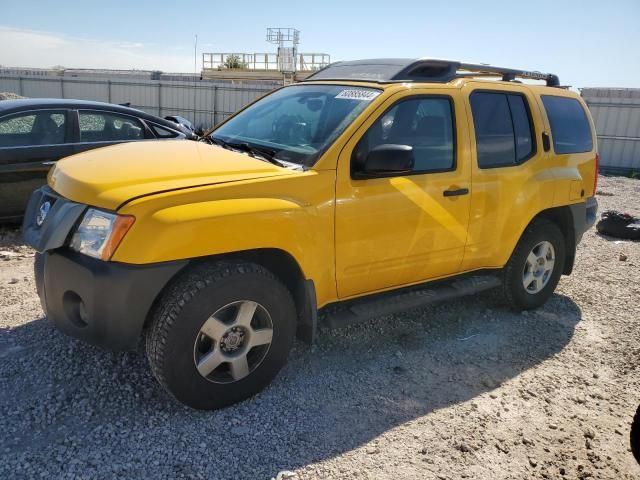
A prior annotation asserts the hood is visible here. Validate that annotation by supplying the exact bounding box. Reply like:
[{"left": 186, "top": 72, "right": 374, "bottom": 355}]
[{"left": 49, "top": 140, "right": 295, "bottom": 210}]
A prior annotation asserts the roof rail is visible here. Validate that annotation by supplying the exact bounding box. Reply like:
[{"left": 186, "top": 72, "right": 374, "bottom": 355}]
[
  {"left": 304, "top": 58, "right": 561, "bottom": 87},
  {"left": 454, "top": 61, "right": 560, "bottom": 87}
]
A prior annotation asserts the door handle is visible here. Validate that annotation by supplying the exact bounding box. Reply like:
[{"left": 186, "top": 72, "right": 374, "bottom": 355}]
[
  {"left": 41, "top": 161, "right": 56, "bottom": 166},
  {"left": 542, "top": 132, "right": 551, "bottom": 152},
  {"left": 443, "top": 187, "right": 469, "bottom": 197}
]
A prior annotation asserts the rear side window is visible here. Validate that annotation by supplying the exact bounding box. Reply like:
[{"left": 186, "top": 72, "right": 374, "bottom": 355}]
[
  {"left": 470, "top": 92, "right": 535, "bottom": 168},
  {"left": 541, "top": 96, "right": 593, "bottom": 154},
  {"left": 508, "top": 95, "right": 534, "bottom": 161},
  {"left": 79, "top": 111, "right": 145, "bottom": 142}
]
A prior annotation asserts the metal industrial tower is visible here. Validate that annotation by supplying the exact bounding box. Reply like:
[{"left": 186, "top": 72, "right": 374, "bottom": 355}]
[{"left": 266, "top": 27, "right": 300, "bottom": 82}]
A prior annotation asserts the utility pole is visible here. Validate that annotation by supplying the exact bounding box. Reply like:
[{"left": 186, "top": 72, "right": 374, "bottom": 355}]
[{"left": 193, "top": 34, "right": 198, "bottom": 126}]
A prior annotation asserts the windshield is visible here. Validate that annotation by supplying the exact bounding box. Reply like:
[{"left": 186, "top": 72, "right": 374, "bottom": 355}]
[{"left": 211, "top": 84, "right": 381, "bottom": 166}]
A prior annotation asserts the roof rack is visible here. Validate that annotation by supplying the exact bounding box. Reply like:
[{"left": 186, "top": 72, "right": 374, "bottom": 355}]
[{"left": 304, "top": 58, "right": 560, "bottom": 87}]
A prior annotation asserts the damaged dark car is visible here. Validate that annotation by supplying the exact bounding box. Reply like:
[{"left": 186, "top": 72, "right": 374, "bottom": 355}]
[{"left": 0, "top": 98, "right": 195, "bottom": 222}]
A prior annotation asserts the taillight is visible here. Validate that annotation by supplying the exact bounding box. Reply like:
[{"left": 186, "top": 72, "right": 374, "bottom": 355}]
[{"left": 593, "top": 153, "right": 600, "bottom": 195}]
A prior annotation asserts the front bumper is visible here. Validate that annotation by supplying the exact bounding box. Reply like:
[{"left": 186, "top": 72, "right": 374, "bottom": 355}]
[
  {"left": 25, "top": 186, "right": 187, "bottom": 350},
  {"left": 35, "top": 249, "right": 186, "bottom": 350}
]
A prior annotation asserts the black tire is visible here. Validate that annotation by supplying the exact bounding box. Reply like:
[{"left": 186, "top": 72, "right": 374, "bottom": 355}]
[
  {"left": 631, "top": 404, "right": 640, "bottom": 464},
  {"left": 145, "top": 260, "right": 296, "bottom": 410},
  {"left": 503, "top": 218, "right": 566, "bottom": 311}
]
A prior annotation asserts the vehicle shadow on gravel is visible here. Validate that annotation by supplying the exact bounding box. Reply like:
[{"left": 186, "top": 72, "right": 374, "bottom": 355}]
[
  {"left": 596, "top": 232, "right": 639, "bottom": 243},
  {"left": 0, "top": 291, "right": 581, "bottom": 479}
]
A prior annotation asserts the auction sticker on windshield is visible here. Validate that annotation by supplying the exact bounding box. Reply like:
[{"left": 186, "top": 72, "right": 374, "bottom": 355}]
[{"left": 335, "top": 89, "right": 381, "bottom": 101}]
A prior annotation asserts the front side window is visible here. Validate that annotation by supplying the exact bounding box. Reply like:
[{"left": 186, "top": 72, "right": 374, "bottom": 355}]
[
  {"left": 470, "top": 92, "right": 535, "bottom": 168},
  {"left": 0, "top": 110, "right": 66, "bottom": 148},
  {"left": 78, "top": 111, "right": 145, "bottom": 142},
  {"left": 541, "top": 95, "right": 593, "bottom": 154},
  {"left": 211, "top": 85, "right": 381, "bottom": 166},
  {"left": 352, "top": 96, "right": 455, "bottom": 174}
]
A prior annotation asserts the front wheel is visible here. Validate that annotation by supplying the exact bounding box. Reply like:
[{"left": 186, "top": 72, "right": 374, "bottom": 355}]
[
  {"left": 145, "top": 261, "right": 296, "bottom": 410},
  {"left": 503, "top": 218, "right": 566, "bottom": 311}
]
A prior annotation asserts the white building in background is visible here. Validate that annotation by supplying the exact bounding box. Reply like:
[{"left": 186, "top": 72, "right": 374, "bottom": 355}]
[{"left": 581, "top": 88, "right": 640, "bottom": 174}]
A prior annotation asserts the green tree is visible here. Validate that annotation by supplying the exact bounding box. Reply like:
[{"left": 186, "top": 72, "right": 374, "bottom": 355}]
[{"left": 222, "top": 55, "right": 245, "bottom": 69}]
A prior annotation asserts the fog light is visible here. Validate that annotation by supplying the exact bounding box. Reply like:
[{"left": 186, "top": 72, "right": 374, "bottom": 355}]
[{"left": 62, "top": 291, "right": 88, "bottom": 328}]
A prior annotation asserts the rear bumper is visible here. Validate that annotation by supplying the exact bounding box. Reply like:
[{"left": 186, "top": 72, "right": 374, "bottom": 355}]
[
  {"left": 571, "top": 196, "right": 598, "bottom": 245},
  {"left": 35, "top": 249, "right": 186, "bottom": 351},
  {"left": 562, "top": 197, "right": 597, "bottom": 275}
]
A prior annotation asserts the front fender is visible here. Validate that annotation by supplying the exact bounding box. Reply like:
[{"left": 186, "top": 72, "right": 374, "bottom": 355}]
[
  {"left": 111, "top": 173, "right": 337, "bottom": 305},
  {"left": 115, "top": 197, "right": 318, "bottom": 265}
]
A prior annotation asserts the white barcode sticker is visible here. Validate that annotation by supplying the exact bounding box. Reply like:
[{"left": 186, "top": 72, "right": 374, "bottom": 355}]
[{"left": 335, "top": 89, "right": 380, "bottom": 101}]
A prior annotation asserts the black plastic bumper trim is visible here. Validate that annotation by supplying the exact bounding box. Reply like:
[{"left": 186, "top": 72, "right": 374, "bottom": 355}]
[
  {"left": 295, "top": 279, "right": 318, "bottom": 345},
  {"left": 570, "top": 196, "right": 598, "bottom": 246},
  {"left": 22, "top": 186, "right": 87, "bottom": 253},
  {"left": 36, "top": 250, "right": 187, "bottom": 351}
]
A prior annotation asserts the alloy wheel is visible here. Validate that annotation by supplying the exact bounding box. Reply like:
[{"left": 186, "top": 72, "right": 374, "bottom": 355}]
[
  {"left": 193, "top": 300, "right": 273, "bottom": 384},
  {"left": 522, "top": 240, "right": 556, "bottom": 294}
]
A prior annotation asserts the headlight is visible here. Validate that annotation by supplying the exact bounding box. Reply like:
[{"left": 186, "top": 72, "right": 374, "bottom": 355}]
[{"left": 70, "top": 209, "right": 135, "bottom": 260}]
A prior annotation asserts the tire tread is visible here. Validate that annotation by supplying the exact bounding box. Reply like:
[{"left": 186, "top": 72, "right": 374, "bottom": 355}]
[
  {"left": 145, "top": 261, "right": 291, "bottom": 402},
  {"left": 503, "top": 218, "right": 564, "bottom": 310}
]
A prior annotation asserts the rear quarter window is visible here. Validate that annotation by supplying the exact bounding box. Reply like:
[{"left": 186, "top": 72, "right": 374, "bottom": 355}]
[
  {"left": 150, "top": 124, "right": 180, "bottom": 138},
  {"left": 541, "top": 96, "right": 593, "bottom": 154}
]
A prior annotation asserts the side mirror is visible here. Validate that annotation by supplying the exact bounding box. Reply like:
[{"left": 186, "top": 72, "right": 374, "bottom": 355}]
[
  {"left": 361, "top": 144, "right": 414, "bottom": 176},
  {"left": 165, "top": 115, "right": 195, "bottom": 132}
]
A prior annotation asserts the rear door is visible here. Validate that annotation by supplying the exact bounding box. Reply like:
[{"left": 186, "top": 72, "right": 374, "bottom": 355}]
[
  {"left": 73, "top": 109, "right": 151, "bottom": 155},
  {"left": 0, "top": 109, "right": 74, "bottom": 220},
  {"left": 460, "top": 83, "right": 552, "bottom": 271}
]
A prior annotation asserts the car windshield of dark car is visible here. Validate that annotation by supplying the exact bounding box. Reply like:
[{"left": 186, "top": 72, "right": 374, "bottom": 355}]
[{"left": 210, "top": 84, "right": 381, "bottom": 166}]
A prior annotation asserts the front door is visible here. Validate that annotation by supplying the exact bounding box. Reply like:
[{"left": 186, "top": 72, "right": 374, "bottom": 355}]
[
  {"left": 0, "top": 109, "right": 74, "bottom": 220},
  {"left": 335, "top": 90, "right": 472, "bottom": 298}
]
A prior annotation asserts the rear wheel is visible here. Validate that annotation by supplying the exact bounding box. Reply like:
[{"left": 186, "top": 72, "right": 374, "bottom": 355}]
[
  {"left": 146, "top": 261, "right": 296, "bottom": 410},
  {"left": 503, "top": 219, "right": 566, "bottom": 310}
]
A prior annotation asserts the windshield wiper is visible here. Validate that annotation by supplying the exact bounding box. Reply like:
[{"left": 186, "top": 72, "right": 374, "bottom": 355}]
[
  {"left": 225, "top": 142, "right": 289, "bottom": 168},
  {"left": 231, "top": 142, "right": 275, "bottom": 159},
  {"left": 207, "top": 136, "right": 230, "bottom": 148},
  {"left": 208, "top": 136, "right": 292, "bottom": 169}
]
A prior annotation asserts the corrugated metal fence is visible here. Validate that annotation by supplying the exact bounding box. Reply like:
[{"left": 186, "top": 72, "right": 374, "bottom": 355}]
[
  {"left": 0, "top": 74, "right": 278, "bottom": 129},
  {"left": 582, "top": 88, "right": 640, "bottom": 173},
  {"left": 2, "top": 75, "right": 638, "bottom": 172}
]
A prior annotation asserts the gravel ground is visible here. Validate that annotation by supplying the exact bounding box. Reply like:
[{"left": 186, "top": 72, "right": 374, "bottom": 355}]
[{"left": 1, "top": 175, "right": 639, "bottom": 480}]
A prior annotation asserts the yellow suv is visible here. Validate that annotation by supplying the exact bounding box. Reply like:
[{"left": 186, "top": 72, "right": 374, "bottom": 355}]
[{"left": 23, "top": 59, "right": 598, "bottom": 409}]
